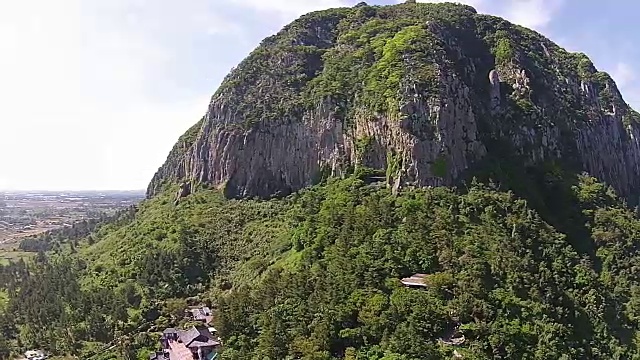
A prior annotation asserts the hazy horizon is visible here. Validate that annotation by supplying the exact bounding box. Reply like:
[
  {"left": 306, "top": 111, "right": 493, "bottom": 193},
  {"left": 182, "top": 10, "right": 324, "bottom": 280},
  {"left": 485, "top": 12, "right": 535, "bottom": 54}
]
[
  {"left": 1, "top": 0, "right": 639, "bottom": 191},
  {"left": 0, "top": 188, "right": 146, "bottom": 193}
]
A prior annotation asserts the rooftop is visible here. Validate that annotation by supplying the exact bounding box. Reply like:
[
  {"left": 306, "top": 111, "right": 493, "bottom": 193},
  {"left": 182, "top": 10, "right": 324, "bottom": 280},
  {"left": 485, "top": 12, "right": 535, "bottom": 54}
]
[
  {"left": 187, "top": 306, "right": 213, "bottom": 324},
  {"left": 401, "top": 273, "right": 429, "bottom": 288},
  {"left": 178, "top": 326, "right": 220, "bottom": 348},
  {"left": 163, "top": 326, "right": 221, "bottom": 360},
  {"left": 167, "top": 340, "right": 193, "bottom": 360}
]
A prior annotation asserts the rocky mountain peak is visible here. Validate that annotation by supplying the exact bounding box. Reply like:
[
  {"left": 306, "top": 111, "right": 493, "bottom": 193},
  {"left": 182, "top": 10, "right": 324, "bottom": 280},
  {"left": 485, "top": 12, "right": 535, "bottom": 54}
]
[{"left": 147, "top": 2, "right": 640, "bottom": 202}]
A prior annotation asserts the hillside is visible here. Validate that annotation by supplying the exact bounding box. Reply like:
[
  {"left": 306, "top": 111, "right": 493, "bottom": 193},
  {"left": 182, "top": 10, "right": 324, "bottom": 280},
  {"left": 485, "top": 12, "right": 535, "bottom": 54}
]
[
  {"left": 8, "top": 171, "right": 640, "bottom": 359},
  {"left": 2, "top": 2, "right": 640, "bottom": 359}
]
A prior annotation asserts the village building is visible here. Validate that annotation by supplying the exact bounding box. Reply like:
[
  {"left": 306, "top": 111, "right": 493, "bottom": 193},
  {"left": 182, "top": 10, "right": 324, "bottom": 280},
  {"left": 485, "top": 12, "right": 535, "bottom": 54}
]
[
  {"left": 161, "top": 325, "right": 221, "bottom": 360},
  {"left": 400, "top": 273, "right": 429, "bottom": 288},
  {"left": 24, "top": 350, "right": 47, "bottom": 360},
  {"left": 163, "top": 328, "right": 179, "bottom": 342},
  {"left": 185, "top": 306, "right": 213, "bottom": 324}
]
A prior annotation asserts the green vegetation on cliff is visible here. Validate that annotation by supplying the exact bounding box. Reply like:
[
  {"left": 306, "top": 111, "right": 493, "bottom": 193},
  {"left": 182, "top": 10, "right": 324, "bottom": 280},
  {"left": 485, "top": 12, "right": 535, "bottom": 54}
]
[
  {"left": 207, "top": 2, "right": 479, "bottom": 128},
  {"left": 208, "top": 0, "right": 621, "bottom": 130}
]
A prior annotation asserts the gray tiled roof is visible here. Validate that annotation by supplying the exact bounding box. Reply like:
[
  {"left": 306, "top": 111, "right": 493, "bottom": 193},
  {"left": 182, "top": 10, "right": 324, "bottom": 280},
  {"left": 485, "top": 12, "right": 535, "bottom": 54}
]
[{"left": 179, "top": 326, "right": 218, "bottom": 348}]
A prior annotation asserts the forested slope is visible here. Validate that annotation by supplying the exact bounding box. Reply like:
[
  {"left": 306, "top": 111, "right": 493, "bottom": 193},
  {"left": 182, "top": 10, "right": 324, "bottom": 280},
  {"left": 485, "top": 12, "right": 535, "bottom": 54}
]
[
  {"left": 2, "top": 168, "right": 640, "bottom": 359},
  {"left": 213, "top": 171, "right": 640, "bottom": 359}
]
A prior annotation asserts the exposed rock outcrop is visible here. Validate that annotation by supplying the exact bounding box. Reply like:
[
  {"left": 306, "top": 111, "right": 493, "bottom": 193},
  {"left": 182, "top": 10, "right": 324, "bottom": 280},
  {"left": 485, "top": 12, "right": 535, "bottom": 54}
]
[
  {"left": 174, "top": 181, "right": 192, "bottom": 205},
  {"left": 489, "top": 69, "right": 501, "bottom": 113},
  {"left": 147, "top": 2, "right": 640, "bottom": 202}
]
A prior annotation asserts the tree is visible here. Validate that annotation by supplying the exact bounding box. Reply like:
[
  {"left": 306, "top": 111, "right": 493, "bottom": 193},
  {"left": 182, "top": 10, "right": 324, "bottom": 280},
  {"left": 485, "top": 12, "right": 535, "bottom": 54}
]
[{"left": 117, "top": 335, "right": 137, "bottom": 360}]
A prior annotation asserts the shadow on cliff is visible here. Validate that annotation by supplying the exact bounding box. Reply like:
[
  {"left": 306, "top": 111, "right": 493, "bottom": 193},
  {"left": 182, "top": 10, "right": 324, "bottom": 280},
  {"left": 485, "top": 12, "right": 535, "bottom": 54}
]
[
  {"left": 465, "top": 136, "right": 640, "bottom": 346},
  {"left": 464, "top": 138, "right": 600, "bottom": 266}
]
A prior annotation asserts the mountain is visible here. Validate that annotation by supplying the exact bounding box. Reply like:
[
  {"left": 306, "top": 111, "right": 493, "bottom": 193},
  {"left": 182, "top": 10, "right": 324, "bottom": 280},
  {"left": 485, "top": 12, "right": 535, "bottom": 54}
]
[
  {"left": 148, "top": 1, "right": 640, "bottom": 202},
  {"left": 4, "top": 2, "right": 640, "bottom": 360}
]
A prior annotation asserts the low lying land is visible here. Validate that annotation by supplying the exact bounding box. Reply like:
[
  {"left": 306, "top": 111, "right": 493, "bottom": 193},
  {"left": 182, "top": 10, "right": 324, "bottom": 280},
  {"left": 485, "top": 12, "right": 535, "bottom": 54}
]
[{"left": 0, "top": 191, "right": 144, "bottom": 261}]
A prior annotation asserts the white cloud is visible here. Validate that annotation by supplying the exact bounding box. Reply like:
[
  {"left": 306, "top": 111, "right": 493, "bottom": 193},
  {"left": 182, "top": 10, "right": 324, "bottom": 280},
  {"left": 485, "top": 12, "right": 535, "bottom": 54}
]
[
  {"left": 499, "top": 0, "right": 564, "bottom": 30},
  {"left": 0, "top": 0, "right": 225, "bottom": 190},
  {"left": 609, "top": 62, "right": 640, "bottom": 110},
  {"left": 229, "top": 0, "right": 349, "bottom": 17},
  {"left": 611, "top": 62, "right": 636, "bottom": 88},
  {"left": 553, "top": 37, "right": 581, "bottom": 53}
]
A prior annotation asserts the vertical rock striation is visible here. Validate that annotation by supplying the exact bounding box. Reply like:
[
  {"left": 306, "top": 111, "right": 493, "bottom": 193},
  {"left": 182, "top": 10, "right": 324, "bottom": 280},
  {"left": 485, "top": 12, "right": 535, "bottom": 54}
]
[{"left": 147, "top": 2, "right": 640, "bottom": 201}]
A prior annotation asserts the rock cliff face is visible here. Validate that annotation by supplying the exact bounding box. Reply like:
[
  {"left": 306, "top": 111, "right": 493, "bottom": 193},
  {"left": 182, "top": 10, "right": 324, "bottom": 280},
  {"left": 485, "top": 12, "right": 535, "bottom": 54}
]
[{"left": 147, "top": 2, "right": 640, "bottom": 200}]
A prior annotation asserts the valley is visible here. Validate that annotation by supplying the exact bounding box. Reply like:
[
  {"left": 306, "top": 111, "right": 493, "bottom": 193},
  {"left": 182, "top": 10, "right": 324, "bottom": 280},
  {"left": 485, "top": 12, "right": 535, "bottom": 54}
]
[{"left": 0, "top": 191, "right": 143, "bottom": 261}]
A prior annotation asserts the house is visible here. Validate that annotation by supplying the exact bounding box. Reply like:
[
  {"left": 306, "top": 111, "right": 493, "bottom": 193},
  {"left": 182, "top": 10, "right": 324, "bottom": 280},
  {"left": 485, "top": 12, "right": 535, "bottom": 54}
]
[
  {"left": 192, "top": 309, "right": 208, "bottom": 322},
  {"left": 162, "top": 328, "right": 179, "bottom": 348},
  {"left": 25, "top": 350, "right": 47, "bottom": 360},
  {"left": 180, "top": 326, "right": 221, "bottom": 359},
  {"left": 439, "top": 331, "right": 466, "bottom": 346},
  {"left": 185, "top": 306, "right": 213, "bottom": 324},
  {"left": 162, "top": 325, "right": 221, "bottom": 360},
  {"left": 400, "top": 273, "right": 429, "bottom": 288}
]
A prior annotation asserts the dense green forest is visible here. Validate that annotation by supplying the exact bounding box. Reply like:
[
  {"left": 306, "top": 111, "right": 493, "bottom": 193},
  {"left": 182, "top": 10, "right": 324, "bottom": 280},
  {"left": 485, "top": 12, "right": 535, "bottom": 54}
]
[
  {"left": 18, "top": 206, "right": 137, "bottom": 253},
  {"left": 2, "top": 166, "right": 640, "bottom": 359}
]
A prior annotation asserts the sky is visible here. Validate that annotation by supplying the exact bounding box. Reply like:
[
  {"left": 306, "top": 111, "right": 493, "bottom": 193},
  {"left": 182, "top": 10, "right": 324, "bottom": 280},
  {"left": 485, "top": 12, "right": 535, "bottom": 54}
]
[{"left": 0, "top": 0, "right": 638, "bottom": 191}]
